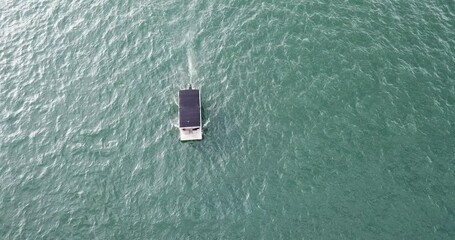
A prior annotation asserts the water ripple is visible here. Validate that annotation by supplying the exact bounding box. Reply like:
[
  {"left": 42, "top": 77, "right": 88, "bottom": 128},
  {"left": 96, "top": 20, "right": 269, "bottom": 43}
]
[{"left": 1, "top": 0, "right": 454, "bottom": 239}]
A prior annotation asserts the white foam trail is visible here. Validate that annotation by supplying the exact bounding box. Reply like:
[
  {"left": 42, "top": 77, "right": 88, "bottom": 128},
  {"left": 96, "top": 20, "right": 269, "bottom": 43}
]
[{"left": 187, "top": 48, "right": 197, "bottom": 82}]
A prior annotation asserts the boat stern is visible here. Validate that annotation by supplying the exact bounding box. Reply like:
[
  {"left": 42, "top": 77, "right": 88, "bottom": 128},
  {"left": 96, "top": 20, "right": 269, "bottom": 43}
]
[{"left": 179, "top": 127, "right": 202, "bottom": 141}]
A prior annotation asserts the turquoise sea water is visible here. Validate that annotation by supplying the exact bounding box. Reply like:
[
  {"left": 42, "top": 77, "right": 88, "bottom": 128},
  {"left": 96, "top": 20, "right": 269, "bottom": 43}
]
[{"left": 1, "top": 0, "right": 454, "bottom": 239}]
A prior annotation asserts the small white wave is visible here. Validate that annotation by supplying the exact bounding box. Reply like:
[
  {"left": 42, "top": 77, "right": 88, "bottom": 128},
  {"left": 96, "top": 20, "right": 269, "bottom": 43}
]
[
  {"left": 170, "top": 118, "right": 179, "bottom": 128},
  {"left": 203, "top": 118, "right": 210, "bottom": 128}
]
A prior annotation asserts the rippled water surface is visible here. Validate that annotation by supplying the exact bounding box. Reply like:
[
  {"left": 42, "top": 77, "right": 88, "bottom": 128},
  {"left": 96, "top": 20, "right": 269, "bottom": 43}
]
[{"left": 1, "top": 0, "right": 455, "bottom": 239}]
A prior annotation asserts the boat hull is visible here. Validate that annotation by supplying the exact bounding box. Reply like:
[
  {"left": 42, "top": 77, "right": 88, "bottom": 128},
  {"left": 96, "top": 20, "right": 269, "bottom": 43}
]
[{"left": 178, "top": 88, "right": 202, "bottom": 141}]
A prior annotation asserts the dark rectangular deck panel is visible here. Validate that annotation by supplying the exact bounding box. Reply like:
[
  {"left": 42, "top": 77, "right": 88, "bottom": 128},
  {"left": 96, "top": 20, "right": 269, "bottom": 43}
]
[{"left": 179, "top": 89, "right": 201, "bottom": 127}]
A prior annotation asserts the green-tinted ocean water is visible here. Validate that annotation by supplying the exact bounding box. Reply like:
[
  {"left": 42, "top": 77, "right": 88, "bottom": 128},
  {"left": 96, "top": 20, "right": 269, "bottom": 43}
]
[{"left": 1, "top": 0, "right": 454, "bottom": 239}]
